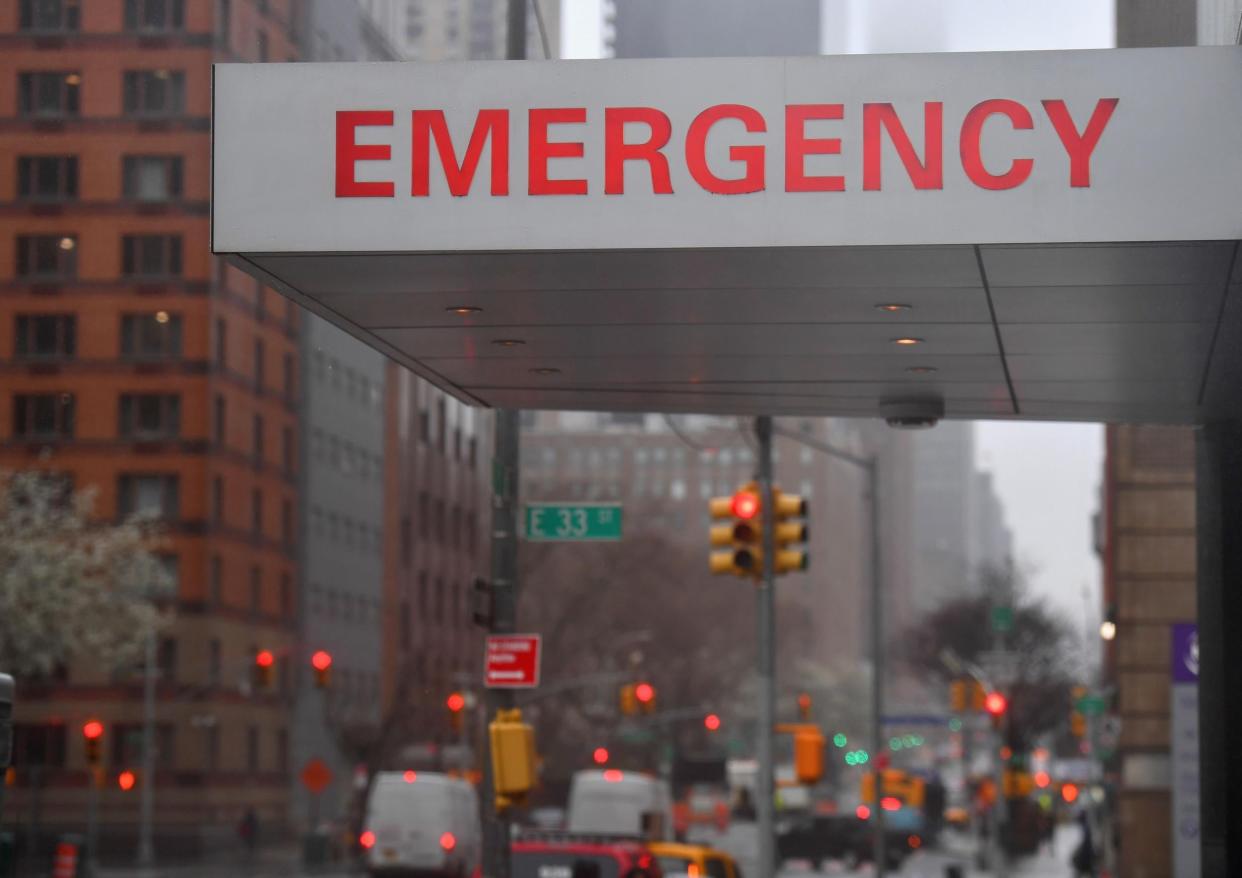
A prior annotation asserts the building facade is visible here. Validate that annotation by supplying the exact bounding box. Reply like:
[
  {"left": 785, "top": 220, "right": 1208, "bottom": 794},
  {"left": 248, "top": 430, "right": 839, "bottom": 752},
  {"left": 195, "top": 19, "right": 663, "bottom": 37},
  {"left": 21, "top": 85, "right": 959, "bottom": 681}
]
[
  {"left": 395, "top": 0, "right": 560, "bottom": 62},
  {"left": 1, "top": 0, "right": 301, "bottom": 854},
  {"left": 608, "top": 0, "right": 820, "bottom": 58}
]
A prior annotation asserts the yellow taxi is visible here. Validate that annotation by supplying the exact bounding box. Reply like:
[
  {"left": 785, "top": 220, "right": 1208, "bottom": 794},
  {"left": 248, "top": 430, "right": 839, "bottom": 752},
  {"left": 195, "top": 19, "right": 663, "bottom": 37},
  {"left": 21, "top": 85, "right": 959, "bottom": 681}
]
[{"left": 649, "top": 842, "right": 742, "bottom": 878}]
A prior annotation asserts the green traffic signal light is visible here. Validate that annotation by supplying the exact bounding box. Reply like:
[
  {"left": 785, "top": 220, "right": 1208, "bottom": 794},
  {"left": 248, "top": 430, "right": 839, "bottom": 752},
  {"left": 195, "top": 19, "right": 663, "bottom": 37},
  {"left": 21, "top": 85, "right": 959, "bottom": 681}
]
[
  {"left": 833, "top": 733, "right": 847, "bottom": 748},
  {"left": 890, "top": 737, "right": 902, "bottom": 751}
]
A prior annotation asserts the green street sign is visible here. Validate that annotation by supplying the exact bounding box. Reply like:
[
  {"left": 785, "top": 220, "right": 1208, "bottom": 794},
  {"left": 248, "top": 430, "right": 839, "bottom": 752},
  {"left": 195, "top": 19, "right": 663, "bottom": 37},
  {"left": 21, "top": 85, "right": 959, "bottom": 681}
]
[
  {"left": 524, "top": 503, "right": 623, "bottom": 542},
  {"left": 991, "top": 606, "right": 1014, "bottom": 633},
  {"left": 1076, "top": 694, "right": 1107, "bottom": 716}
]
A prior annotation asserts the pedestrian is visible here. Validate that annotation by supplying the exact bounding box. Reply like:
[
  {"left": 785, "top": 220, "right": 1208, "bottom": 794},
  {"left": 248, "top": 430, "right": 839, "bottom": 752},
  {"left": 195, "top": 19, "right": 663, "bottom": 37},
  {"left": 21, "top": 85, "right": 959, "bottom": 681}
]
[
  {"left": 238, "top": 806, "right": 259, "bottom": 860},
  {"left": 1070, "top": 808, "right": 1096, "bottom": 877}
]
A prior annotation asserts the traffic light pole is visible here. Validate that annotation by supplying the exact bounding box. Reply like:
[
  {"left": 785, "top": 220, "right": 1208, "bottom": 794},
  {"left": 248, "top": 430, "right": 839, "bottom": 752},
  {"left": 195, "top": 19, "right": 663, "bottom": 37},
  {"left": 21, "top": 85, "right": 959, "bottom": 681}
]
[
  {"left": 754, "top": 416, "right": 776, "bottom": 878},
  {"left": 482, "top": 402, "right": 521, "bottom": 878},
  {"left": 867, "top": 457, "right": 886, "bottom": 878},
  {"left": 137, "top": 626, "right": 156, "bottom": 866},
  {"left": 86, "top": 769, "right": 99, "bottom": 876}
]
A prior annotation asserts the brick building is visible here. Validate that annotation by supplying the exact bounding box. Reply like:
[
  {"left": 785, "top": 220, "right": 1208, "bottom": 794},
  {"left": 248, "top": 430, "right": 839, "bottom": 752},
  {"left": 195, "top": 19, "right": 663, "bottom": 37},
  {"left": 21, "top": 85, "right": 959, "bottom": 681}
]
[{"left": 1, "top": 0, "right": 302, "bottom": 854}]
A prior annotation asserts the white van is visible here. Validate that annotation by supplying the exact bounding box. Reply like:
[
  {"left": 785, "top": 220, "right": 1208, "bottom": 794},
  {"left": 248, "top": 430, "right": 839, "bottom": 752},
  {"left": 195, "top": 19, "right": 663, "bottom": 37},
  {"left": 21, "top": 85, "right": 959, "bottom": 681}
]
[
  {"left": 566, "top": 770, "right": 674, "bottom": 840},
  {"left": 362, "top": 771, "right": 481, "bottom": 877}
]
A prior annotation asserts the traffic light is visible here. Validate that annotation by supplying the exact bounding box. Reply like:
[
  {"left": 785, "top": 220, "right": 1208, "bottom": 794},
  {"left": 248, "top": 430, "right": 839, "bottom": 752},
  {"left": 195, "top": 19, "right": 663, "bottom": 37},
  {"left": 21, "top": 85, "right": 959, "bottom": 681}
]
[
  {"left": 771, "top": 488, "right": 809, "bottom": 573},
  {"left": 794, "top": 726, "right": 825, "bottom": 785},
  {"left": 970, "top": 680, "right": 987, "bottom": 711},
  {"left": 489, "top": 708, "right": 536, "bottom": 812},
  {"left": 950, "top": 680, "right": 967, "bottom": 712},
  {"left": 634, "top": 682, "right": 656, "bottom": 714},
  {"left": 311, "top": 650, "right": 332, "bottom": 689},
  {"left": 704, "top": 713, "right": 721, "bottom": 732},
  {"left": 797, "top": 693, "right": 812, "bottom": 721},
  {"left": 985, "top": 691, "right": 1007, "bottom": 728},
  {"left": 118, "top": 769, "right": 137, "bottom": 791},
  {"left": 709, "top": 484, "right": 762, "bottom": 577},
  {"left": 593, "top": 747, "right": 609, "bottom": 765},
  {"left": 82, "top": 719, "right": 103, "bottom": 767},
  {"left": 253, "top": 649, "right": 275, "bottom": 689},
  {"left": 447, "top": 692, "right": 466, "bottom": 732},
  {"left": 619, "top": 683, "right": 638, "bottom": 716},
  {"left": 1070, "top": 684, "right": 1086, "bottom": 737}
]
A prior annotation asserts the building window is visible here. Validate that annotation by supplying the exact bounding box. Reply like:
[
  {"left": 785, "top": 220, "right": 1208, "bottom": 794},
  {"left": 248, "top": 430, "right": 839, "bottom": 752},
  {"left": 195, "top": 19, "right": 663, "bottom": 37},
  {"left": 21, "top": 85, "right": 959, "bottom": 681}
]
[
  {"left": 16, "top": 235, "right": 77, "bottom": 280},
  {"left": 254, "top": 338, "right": 265, "bottom": 390},
  {"left": 434, "top": 500, "right": 446, "bottom": 544},
  {"left": 15, "top": 314, "right": 75, "bottom": 359},
  {"left": 157, "top": 636, "right": 178, "bottom": 682},
  {"left": 205, "top": 724, "right": 219, "bottom": 770},
  {"left": 257, "top": 30, "right": 268, "bottom": 61},
  {"left": 418, "top": 572, "right": 428, "bottom": 616},
  {"left": 119, "top": 393, "right": 181, "bottom": 440},
  {"left": 434, "top": 578, "right": 444, "bottom": 623},
  {"left": 215, "top": 318, "right": 227, "bottom": 368},
  {"left": 121, "top": 234, "right": 182, "bottom": 278},
  {"left": 275, "top": 728, "right": 287, "bottom": 773},
  {"left": 283, "top": 353, "right": 294, "bottom": 401},
  {"left": 418, "top": 492, "right": 429, "bottom": 537},
  {"left": 281, "top": 499, "right": 292, "bottom": 546},
  {"left": 246, "top": 726, "right": 259, "bottom": 772},
  {"left": 281, "top": 426, "right": 293, "bottom": 474},
  {"left": 216, "top": 0, "right": 230, "bottom": 47},
  {"left": 211, "top": 476, "right": 224, "bottom": 524},
  {"left": 11, "top": 724, "right": 67, "bottom": 768},
  {"left": 208, "top": 637, "right": 221, "bottom": 684},
  {"left": 117, "top": 474, "right": 179, "bottom": 520},
  {"left": 280, "top": 573, "right": 291, "bottom": 615},
  {"left": 251, "top": 488, "right": 262, "bottom": 536},
  {"left": 400, "top": 601, "right": 411, "bottom": 650},
  {"left": 19, "top": 0, "right": 80, "bottom": 32},
  {"left": 249, "top": 565, "right": 261, "bottom": 613},
  {"left": 13, "top": 393, "right": 74, "bottom": 439},
  {"left": 214, "top": 395, "right": 226, "bottom": 445},
  {"left": 122, "top": 156, "right": 183, "bottom": 201},
  {"left": 17, "top": 72, "right": 80, "bottom": 117},
  {"left": 252, "top": 414, "right": 264, "bottom": 464},
  {"left": 209, "top": 556, "right": 222, "bottom": 606},
  {"left": 122, "top": 70, "right": 186, "bottom": 117},
  {"left": 124, "top": 0, "right": 185, "bottom": 32},
  {"left": 437, "top": 398, "right": 447, "bottom": 452},
  {"left": 120, "top": 313, "right": 183, "bottom": 359},
  {"left": 419, "top": 407, "right": 430, "bottom": 443},
  {"left": 17, "top": 156, "right": 77, "bottom": 201},
  {"left": 401, "top": 516, "right": 412, "bottom": 567}
]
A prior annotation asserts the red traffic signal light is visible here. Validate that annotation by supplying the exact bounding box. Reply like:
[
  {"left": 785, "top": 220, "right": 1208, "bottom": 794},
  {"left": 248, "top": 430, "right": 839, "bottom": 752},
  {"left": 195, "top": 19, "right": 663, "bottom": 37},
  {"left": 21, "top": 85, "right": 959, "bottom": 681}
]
[
  {"left": 593, "top": 747, "right": 609, "bottom": 765},
  {"left": 118, "top": 770, "right": 136, "bottom": 791},
  {"left": 704, "top": 714, "right": 721, "bottom": 731},
  {"left": 1061, "top": 782, "right": 1079, "bottom": 803},
  {"left": 256, "top": 650, "right": 275, "bottom": 668},
  {"left": 985, "top": 692, "right": 1007, "bottom": 716},
  {"left": 311, "top": 650, "right": 332, "bottom": 689},
  {"left": 82, "top": 720, "right": 103, "bottom": 740},
  {"left": 446, "top": 692, "right": 466, "bottom": 713},
  {"left": 634, "top": 682, "right": 655, "bottom": 704},
  {"left": 731, "top": 491, "right": 760, "bottom": 520}
]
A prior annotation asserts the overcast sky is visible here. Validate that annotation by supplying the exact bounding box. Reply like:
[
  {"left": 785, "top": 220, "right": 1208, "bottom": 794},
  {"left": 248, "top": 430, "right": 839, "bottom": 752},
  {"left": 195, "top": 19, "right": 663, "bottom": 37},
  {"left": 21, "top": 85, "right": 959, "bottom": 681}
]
[{"left": 561, "top": 0, "right": 1114, "bottom": 619}]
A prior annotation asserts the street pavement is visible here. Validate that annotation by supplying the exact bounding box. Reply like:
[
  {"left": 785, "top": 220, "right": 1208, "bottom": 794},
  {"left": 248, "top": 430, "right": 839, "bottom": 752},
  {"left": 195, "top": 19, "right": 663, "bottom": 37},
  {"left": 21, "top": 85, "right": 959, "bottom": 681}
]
[{"left": 90, "top": 823, "right": 1084, "bottom": 878}]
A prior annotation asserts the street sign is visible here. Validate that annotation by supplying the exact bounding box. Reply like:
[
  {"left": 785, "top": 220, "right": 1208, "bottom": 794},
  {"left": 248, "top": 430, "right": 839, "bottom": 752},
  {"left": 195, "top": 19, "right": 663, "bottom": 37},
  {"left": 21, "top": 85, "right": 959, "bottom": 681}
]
[
  {"left": 991, "top": 606, "right": 1014, "bottom": 633},
  {"left": 300, "top": 758, "right": 333, "bottom": 794},
  {"left": 524, "top": 503, "right": 622, "bottom": 542},
  {"left": 485, "top": 635, "right": 542, "bottom": 688},
  {"left": 1075, "top": 694, "right": 1107, "bottom": 716}
]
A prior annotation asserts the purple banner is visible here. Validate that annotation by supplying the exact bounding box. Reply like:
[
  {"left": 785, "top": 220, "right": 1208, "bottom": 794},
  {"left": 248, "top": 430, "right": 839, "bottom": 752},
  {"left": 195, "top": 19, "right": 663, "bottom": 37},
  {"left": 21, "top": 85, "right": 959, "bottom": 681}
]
[{"left": 1171, "top": 622, "right": 1199, "bottom": 683}]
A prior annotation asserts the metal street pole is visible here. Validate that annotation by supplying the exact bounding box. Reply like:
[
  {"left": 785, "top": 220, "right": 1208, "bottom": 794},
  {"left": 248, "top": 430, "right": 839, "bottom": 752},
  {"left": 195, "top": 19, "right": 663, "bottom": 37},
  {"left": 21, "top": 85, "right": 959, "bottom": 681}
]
[
  {"left": 137, "top": 627, "right": 156, "bottom": 866},
  {"left": 86, "top": 769, "right": 99, "bottom": 876},
  {"left": 868, "top": 460, "right": 886, "bottom": 878},
  {"left": 990, "top": 578, "right": 1010, "bottom": 878},
  {"left": 754, "top": 416, "right": 776, "bottom": 878},
  {"left": 482, "top": 404, "right": 521, "bottom": 878}
]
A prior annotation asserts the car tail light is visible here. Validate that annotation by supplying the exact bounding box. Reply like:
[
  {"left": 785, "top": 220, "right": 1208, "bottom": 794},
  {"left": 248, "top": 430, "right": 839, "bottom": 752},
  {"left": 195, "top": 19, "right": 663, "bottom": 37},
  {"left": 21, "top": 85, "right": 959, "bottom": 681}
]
[
  {"left": 908, "top": 835, "right": 921, "bottom": 849},
  {"left": 360, "top": 830, "right": 376, "bottom": 849},
  {"left": 440, "top": 831, "right": 457, "bottom": 852}
]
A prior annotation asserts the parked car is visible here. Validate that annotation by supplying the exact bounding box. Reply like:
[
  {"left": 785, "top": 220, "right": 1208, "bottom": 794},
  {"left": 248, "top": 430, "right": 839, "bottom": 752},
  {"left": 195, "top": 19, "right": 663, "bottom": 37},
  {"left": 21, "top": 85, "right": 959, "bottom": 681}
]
[
  {"left": 649, "top": 841, "right": 741, "bottom": 878},
  {"left": 361, "top": 771, "right": 481, "bottom": 877}
]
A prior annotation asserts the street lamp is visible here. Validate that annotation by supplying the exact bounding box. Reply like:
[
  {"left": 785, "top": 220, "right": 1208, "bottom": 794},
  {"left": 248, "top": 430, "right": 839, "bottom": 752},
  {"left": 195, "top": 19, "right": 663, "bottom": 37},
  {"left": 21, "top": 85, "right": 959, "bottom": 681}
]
[{"left": 1099, "top": 620, "right": 1117, "bottom": 641}]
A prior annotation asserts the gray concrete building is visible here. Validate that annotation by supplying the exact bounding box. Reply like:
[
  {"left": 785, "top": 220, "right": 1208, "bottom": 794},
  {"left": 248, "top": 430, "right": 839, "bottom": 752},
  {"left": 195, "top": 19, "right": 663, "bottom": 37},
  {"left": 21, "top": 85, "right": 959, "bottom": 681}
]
[
  {"left": 608, "top": 0, "right": 820, "bottom": 58},
  {"left": 396, "top": 0, "right": 561, "bottom": 61},
  {"left": 291, "top": 0, "right": 403, "bottom": 830}
]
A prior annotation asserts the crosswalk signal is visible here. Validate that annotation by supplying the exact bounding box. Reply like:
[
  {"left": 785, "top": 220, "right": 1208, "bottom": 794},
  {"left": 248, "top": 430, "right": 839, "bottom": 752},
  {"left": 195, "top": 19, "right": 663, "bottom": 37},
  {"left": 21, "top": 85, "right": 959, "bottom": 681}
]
[
  {"left": 489, "top": 708, "right": 536, "bottom": 812},
  {"left": 82, "top": 720, "right": 103, "bottom": 767},
  {"left": 709, "top": 484, "right": 762, "bottom": 577},
  {"left": 771, "top": 488, "right": 809, "bottom": 573},
  {"left": 794, "top": 726, "right": 825, "bottom": 785}
]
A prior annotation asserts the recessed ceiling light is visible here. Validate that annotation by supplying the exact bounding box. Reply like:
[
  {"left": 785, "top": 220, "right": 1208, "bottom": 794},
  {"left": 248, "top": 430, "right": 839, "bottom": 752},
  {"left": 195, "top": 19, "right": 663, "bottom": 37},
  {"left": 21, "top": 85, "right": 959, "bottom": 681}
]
[
  {"left": 892, "top": 337, "right": 923, "bottom": 346},
  {"left": 491, "top": 339, "right": 525, "bottom": 347},
  {"left": 530, "top": 367, "right": 561, "bottom": 375},
  {"left": 874, "top": 303, "right": 912, "bottom": 313},
  {"left": 906, "top": 366, "right": 937, "bottom": 374},
  {"left": 154, "top": 310, "right": 170, "bottom": 324},
  {"left": 58, "top": 237, "right": 75, "bottom": 251},
  {"left": 64, "top": 74, "right": 81, "bottom": 86},
  {"left": 445, "top": 305, "right": 482, "bottom": 315}
]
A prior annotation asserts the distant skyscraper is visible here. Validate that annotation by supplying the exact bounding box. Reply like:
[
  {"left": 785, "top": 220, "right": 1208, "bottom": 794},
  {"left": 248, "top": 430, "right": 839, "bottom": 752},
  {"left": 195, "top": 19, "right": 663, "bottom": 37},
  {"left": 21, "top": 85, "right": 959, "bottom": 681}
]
[
  {"left": 609, "top": 0, "right": 820, "bottom": 58},
  {"left": 397, "top": 0, "right": 561, "bottom": 61}
]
